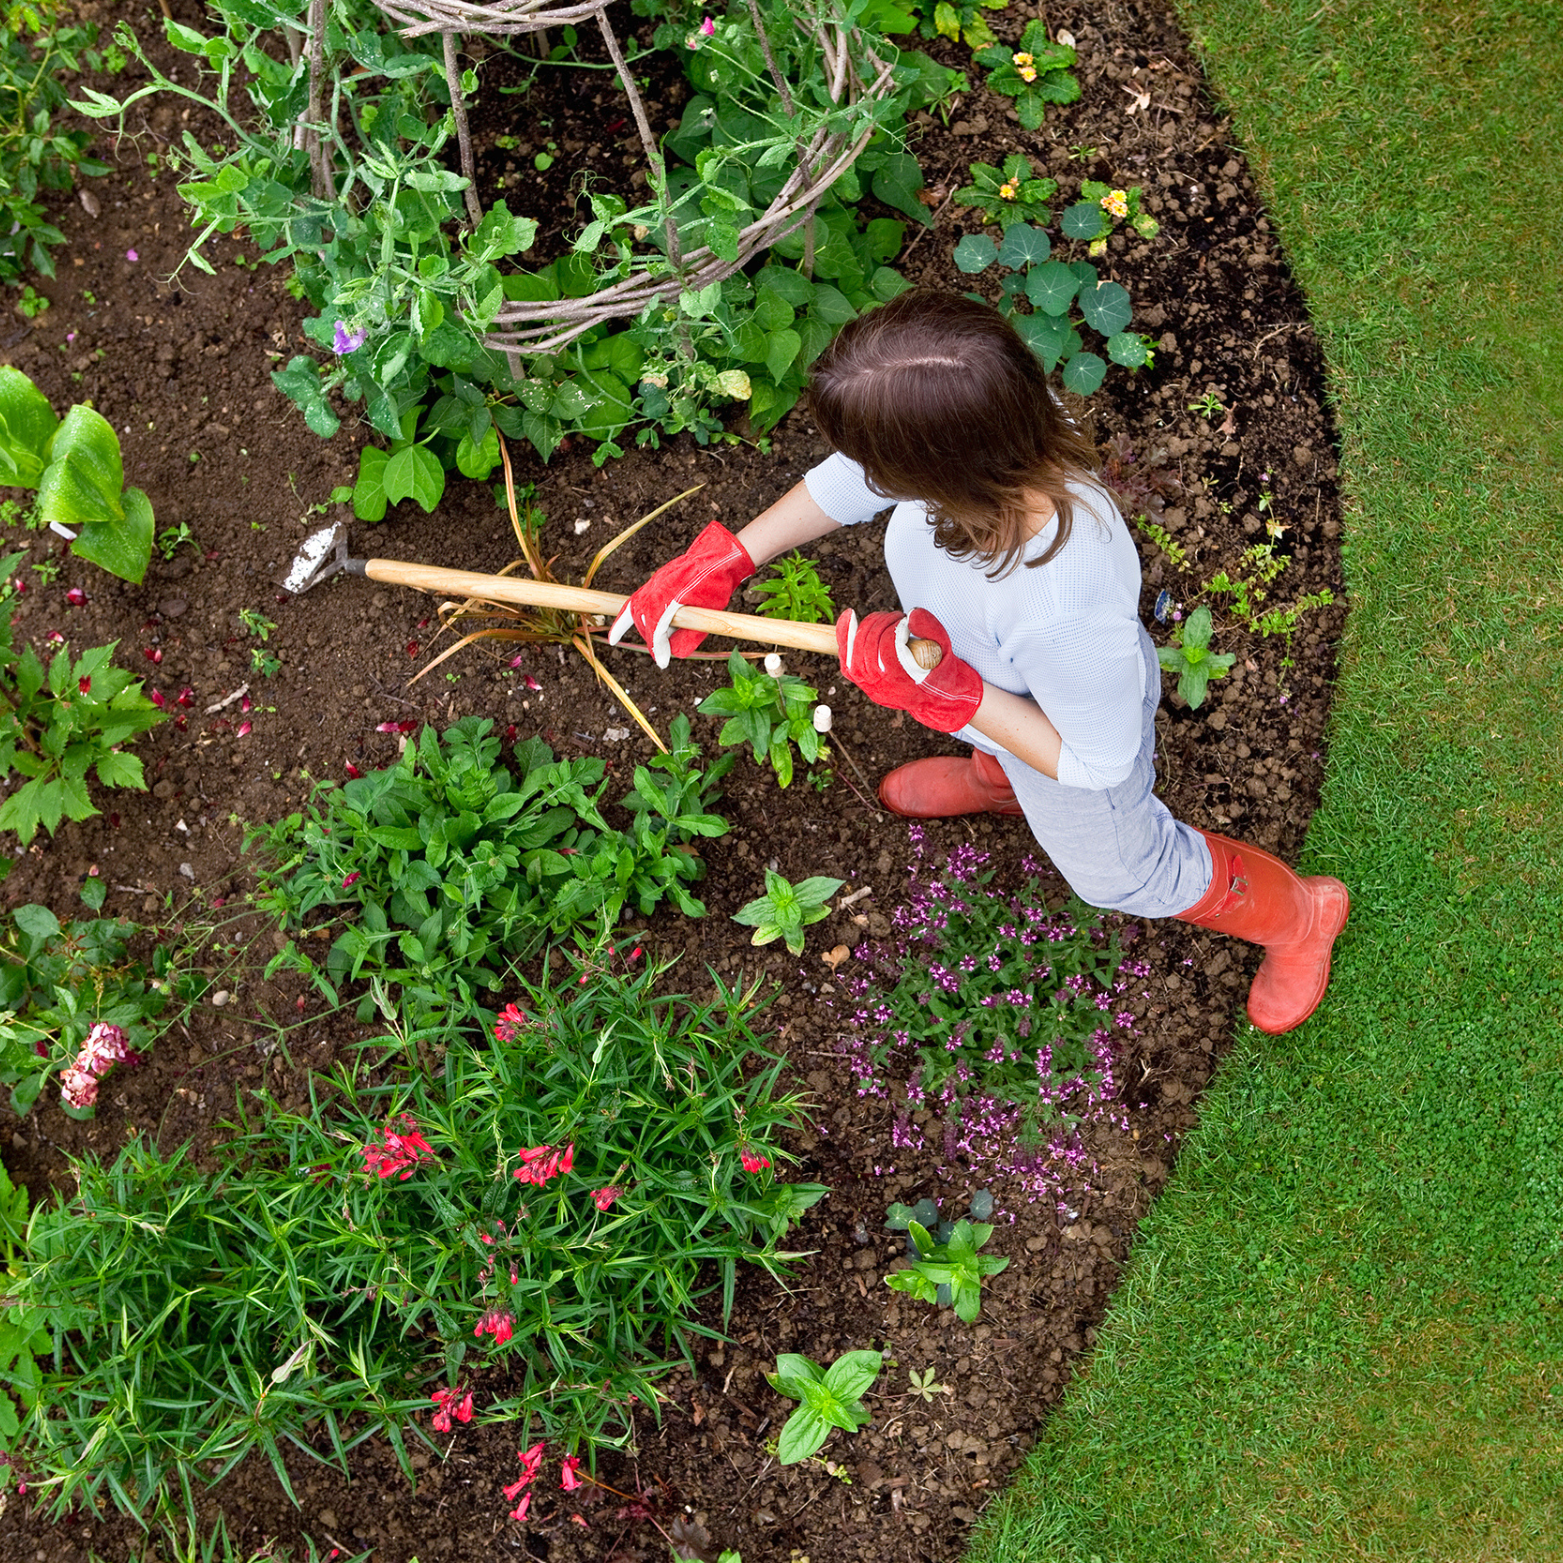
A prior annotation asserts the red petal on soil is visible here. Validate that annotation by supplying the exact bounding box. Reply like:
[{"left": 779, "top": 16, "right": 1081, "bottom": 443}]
[
  {"left": 236, "top": 721, "right": 252, "bottom": 737},
  {"left": 376, "top": 720, "right": 419, "bottom": 734},
  {"left": 523, "top": 675, "right": 541, "bottom": 691},
  {"left": 66, "top": 586, "right": 88, "bottom": 606},
  {"left": 144, "top": 647, "right": 163, "bottom": 664},
  {"left": 406, "top": 641, "right": 420, "bottom": 657},
  {"left": 176, "top": 686, "right": 195, "bottom": 707},
  {"left": 345, "top": 762, "right": 363, "bottom": 778}
]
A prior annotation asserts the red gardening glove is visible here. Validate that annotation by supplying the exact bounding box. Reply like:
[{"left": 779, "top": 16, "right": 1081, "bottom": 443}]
[
  {"left": 607, "top": 521, "right": 755, "bottom": 668},
  {"left": 835, "top": 607, "right": 984, "bottom": 734}
]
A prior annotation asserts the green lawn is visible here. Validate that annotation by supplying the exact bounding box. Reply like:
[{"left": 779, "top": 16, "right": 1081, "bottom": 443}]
[{"left": 969, "top": 2, "right": 1563, "bottom": 1557}]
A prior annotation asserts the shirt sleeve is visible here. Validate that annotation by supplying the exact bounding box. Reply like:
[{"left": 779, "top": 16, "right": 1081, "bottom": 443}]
[
  {"left": 1007, "top": 612, "right": 1146, "bottom": 790},
  {"left": 803, "top": 452, "right": 893, "bottom": 526}
]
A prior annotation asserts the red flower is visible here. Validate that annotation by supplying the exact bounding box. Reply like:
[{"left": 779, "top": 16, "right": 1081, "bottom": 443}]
[
  {"left": 513, "top": 1142, "right": 574, "bottom": 1187},
  {"left": 361, "top": 1120, "right": 435, "bottom": 1181},
  {"left": 342, "top": 871, "right": 361, "bottom": 888},
  {"left": 629, "top": 945, "right": 643, "bottom": 962},
  {"left": 493, "top": 1003, "right": 527, "bottom": 1041},
  {"left": 474, "top": 1308, "right": 515, "bottom": 1345},
  {"left": 519, "top": 1442, "right": 546, "bottom": 1479},
  {"left": 149, "top": 688, "right": 166, "bottom": 708},
  {"left": 431, "top": 1386, "right": 474, "bottom": 1432},
  {"left": 144, "top": 646, "right": 162, "bottom": 663},
  {"left": 345, "top": 762, "right": 362, "bottom": 778},
  {"left": 66, "top": 586, "right": 87, "bottom": 607},
  {"left": 176, "top": 686, "right": 196, "bottom": 708},
  {"left": 508, "top": 1491, "right": 531, "bottom": 1523},
  {"left": 740, "top": 1149, "right": 771, "bottom": 1174},
  {"left": 560, "top": 1455, "right": 583, "bottom": 1491},
  {"left": 590, "top": 1185, "right": 621, "bottom": 1212},
  {"left": 78, "top": 676, "right": 91, "bottom": 695},
  {"left": 376, "top": 720, "right": 419, "bottom": 734}
]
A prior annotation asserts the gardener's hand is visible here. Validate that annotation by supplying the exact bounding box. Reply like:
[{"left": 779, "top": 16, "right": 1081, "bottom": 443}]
[
  {"left": 835, "top": 607, "right": 984, "bottom": 734},
  {"left": 608, "top": 522, "right": 755, "bottom": 668}
]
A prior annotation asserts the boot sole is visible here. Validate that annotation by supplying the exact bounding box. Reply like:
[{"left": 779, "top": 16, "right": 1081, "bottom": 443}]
[{"left": 1246, "top": 877, "right": 1351, "bottom": 1035}]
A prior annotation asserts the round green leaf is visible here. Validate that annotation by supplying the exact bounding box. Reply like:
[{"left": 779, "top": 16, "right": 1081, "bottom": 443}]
[
  {"left": 1078, "top": 280, "right": 1133, "bottom": 337},
  {"left": 1062, "top": 200, "right": 1107, "bottom": 240},
  {"left": 1106, "top": 331, "right": 1150, "bottom": 368},
  {"left": 455, "top": 426, "right": 500, "bottom": 479},
  {"left": 1023, "top": 259, "right": 1080, "bottom": 316},
  {"left": 953, "top": 234, "right": 998, "bottom": 274},
  {"left": 1014, "top": 311, "right": 1070, "bottom": 371},
  {"left": 1061, "top": 352, "right": 1107, "bottom": 395},
  {"left": 996, "top": 224, "right": 1051, "bottom": 269}
]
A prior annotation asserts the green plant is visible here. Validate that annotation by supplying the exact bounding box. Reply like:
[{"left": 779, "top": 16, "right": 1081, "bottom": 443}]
[
  {"left": 347, "top": 403, "right": 453, "bottom": 520},
  {"left": 238, "top": 608, "right": 277, "bottom": 641},
  {"left": 250, "top": 647, "right": 282, "bottom": 679},
  {"left": 952, "top": 152, "right": 1057, "bottom": 230},
  {"left": 1188, "top": 391, "right": 1225, "bottom": 418},
  {"left": 153, "top": 1519, "right": 371, "bottom": 1563},
  {"left": 766, "top": 1349, "right": 882, "bottom": 1463},
  {"left": 0, "top": 902, "right": 188, "bottom": 1115},
  {"left": 902, "top": 0, "right": 1008, "bottom": 50},
  {"left": 954, "top": 222, "right": 1153, "bottom": 394},
  {"left": 885, "top": 1215, "right": 1009, "bottom": 1323},
  {"left": 14, "top": 284, "right": 48, "bottom": 317},
  {"left": 752, "top": 550, "right": 836, "bottom": 624},
  {"left": 1156, "top": 605, "right": 1235, "bottom": 708},
  {"left": 696, "top": 647, "right": 826, "bottom": 786},
  {"left": 13, "top": 934, "right": 825, "bottom": 1519},
  {"left": 0, "top": 1158, "right": 47, "bottom": 1459},
  {"left": 907, "top": 1366, "right": 948, "bottom": 1402},
  {"left": 157, "top": 520, "right": 195, "bottom": 560},
  {"left": 0, "top": 5, "right": 119, "bottom": 284},
  {"left": 0, "top": 367, "right": 157, "bottom": 583},
  {"left": 731, "top": 869, "right": 844, "bottom": 956},
  {"left": 1136, "top": 518, "right": 1189, "bottom": 570},
  {"left": 1059, "top": 180, "right": 1160, "bottom": 256},
  {"left": 247, "top": 717, "right": 729, "bottom": 1017},
  {"left": 971, "top": 19, "right": 1078, "bottom": 131}
]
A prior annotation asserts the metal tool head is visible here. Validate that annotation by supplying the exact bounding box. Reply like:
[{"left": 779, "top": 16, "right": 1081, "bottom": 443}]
[{"left": 280, "top": 521, "right": 353, "bottom": 595}]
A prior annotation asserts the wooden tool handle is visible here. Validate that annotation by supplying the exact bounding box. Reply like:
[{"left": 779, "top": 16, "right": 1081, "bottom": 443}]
[{"left": 360, "top": 557, "right": 942, "bottom": 667}]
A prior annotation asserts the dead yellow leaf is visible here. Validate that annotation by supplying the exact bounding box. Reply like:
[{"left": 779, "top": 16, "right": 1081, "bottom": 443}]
[{"left": 822, "top": 945, "right": 851, "bottom": 972}]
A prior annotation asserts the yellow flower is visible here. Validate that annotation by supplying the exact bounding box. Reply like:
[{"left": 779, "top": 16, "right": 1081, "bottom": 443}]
[
  {"left": 1012, "top": 50, "right": 1034, "bottom": 65},
  {"left": 998, "top": 180, "right": 1019, "bottom": 200},
  {"left": 1101, "top": 188, "right": 1130, "bottom": 219},
  {"left": 1018, "top": 64, "right": 1038, "bottom": 81}
]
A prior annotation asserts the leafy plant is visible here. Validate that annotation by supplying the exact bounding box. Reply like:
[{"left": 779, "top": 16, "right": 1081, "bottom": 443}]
[
  {"left": 0, "top": 367, "right": 158, "bottom": 583},
  {"left": 954, "top": 222, "right": 1153, "bottom": 394},
  {"left": 833, "top": 836, "right": 1138, "bottom": 1191},
  {"left": 731, "top": 869, "right": 844, "bottom": 956},
  {"left": 752, "top": 550, "right": 835, "bottom": 624},
  {"left": 696, "top": 648, "right": 826, "bottom": 787},
  {"left": 895, "top": 0, "right": 1007, "bottom": 50},
  {"left": 906, "top": 1366, "right": 947, "bottom": 1401},
  {"left": 0, "top": 1158, "right": 47, "bottom": 1459},
  {"left": 0, "top": 902, "right": 188, "bottom": 1115},
  {"left": 14, "top": 284, "right": 48, "bottom": 318},
  {"left": 156, "top": 520, "right": 195, "bottom": 560},
  {"left": 1098, "top": 430, "right": 1185, "bottom": 532},
  {"left": 953, "top": 152, "right": 1057, "bottom": 230},
  {"left": 1060, "top": 180, "right": 1160, "bottom": 255},
  {"left": 247, "top": 717, "right": 729, "bottom": 1016},
  {"left": 971, "top": 20, "right": 1078, "bottom": 130},
  {"left": 0, "top": 5, "right": 120, "bottom": 284},
  {"left": 1156, "top": 605, "right": 1235, "bottom": 708},
  {"left": 13, "top": 935, "right": 826, "bottom": 1518},
  {"left": 766, "top": 1349, "right": 882, "bottom": 1463},
  {"left": 884, "top": 1216, "right": 1008, "bottom": 1323},
  {"left": 0, "top": 581, "right": 166, "bottom": 845}
]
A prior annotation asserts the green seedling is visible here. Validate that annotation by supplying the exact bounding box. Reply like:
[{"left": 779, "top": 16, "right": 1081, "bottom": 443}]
[
  {"left": 907, "top": 1367, "right": 949, "bottom": 1402},
  {"left": 238, "top": 609, "right": 277, "bottom": 641},
  {"left": 752, "top": 551, "right": 835, "bottom": 624},
  {"left": 697, "top": 649, "right": 825, "bottom": 787},
  {"left": 766, "top": 1350, "right": 883, "bottom": 1464},
  {"left": 731, "top": 870, "right": 843, "bottom": 957},
  {"left": 885, "top": 1217, "right": 1009, "bottom": 1324},
  {"left": 1156, "top": 605, "right": 1235, "bottom": 709}
]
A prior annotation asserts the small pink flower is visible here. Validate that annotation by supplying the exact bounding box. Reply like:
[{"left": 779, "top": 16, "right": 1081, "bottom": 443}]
[
  {"left": 628, "top": 945, "right": 642, "bottom": 961},
  {"left": 361, "top": 1119, "right": 435, "bottom": 1180},
  {"left": 65, "top": 331, "right": 76, "bottom": 344},
  {"left": 66, "top": 586, "right": 87, "bottom": 606},
  {"left": 493, "top": 1002, "right": 527, "bottom": 1041},
  {"left": 474, "top": 1308, "right": 515, "bottom": 1345},
  {"left": 240, "top": 692, "right": 252, "bottom": 713},
  {"left": 590, "top": 1185, "right": 622, "bottom": 1212},
  {"left": 46, "top": 630, "right": 63, "bottom": 643},
  {"left": 560, "top": 1455, "right": 583, "bottom": 1491},
  {"left": 740, "top": 1148, "right": 771, "bottom": 1173},
  {"left": 508, "top": 654, "right": 526, "bottom": 668},
  {"left": 342, "top": 871, "right": 361, "bottom": 888},
  {"left": 508, "top": 1491, "right": 532, "bottom": 1523},
  {"left": 519, "top": 1442, "right": 546, "bottom": 1479},
  {"left": 523, "top": 674, "right": 541, "bottom": 692},
  {"left": 126, "top": 249, "right": 138, "bottom": 262}
]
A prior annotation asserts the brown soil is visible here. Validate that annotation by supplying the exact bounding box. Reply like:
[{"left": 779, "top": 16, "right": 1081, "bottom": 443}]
[{"left": 0, "top": 0, "right": 1344, "bottom": 1559}]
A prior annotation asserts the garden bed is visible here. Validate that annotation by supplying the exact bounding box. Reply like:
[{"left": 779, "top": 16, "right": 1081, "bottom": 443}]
[{"left": 0, "top": 0, "right": 1343, "bottom": 1558}]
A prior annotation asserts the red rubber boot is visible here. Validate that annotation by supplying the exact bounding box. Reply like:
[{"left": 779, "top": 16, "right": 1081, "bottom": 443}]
[
  {"left": 1175, "top": 831, "right": 1350, "bottom": 1035},
  {"left": 878, "top": 749, "right": 1026, "bottom": 819}
]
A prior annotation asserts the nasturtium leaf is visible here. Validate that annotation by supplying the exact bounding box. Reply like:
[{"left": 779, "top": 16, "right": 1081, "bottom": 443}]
[
  {"left": 1060, "top": 351, "right": 1107, "bottom": 395},
  {"left": 953, "top": 234, "right": 997, "bottom": 275},
  {"left": 381, "top": 445, "right": 444, "bottom": 513},
  {"left": 1062, "top": 200, "right": 1107, "bottom": 241},
  {"left": 1023, "top": 259, "right": 1079, "bottom": 316},
  {"left": 1106, "top": 330, "right": 1150, "bottom": 368},
  {"left": 1014, "top": 311, "right": 1070, "bottom": 371},
  {"left": 997, "top": 224, "right": 1051, "bottom": 269},
  {"left": 1078, "top": 280, "right": 1132, "bottom": 337}
]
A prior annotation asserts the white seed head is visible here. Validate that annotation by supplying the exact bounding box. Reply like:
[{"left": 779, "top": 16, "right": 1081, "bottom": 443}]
[
  {"left": 812, "top": 704, "right": 833, "bottom": 733},
  {"left": 763, "top": 652, "right": 784, "bottom": 675}
]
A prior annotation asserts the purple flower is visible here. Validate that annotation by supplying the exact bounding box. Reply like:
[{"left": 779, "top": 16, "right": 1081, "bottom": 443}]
[
  {"left": 333, "top": 320, "right": 367, "bottom": 355},
  {"left": 125, "top": 249, "right": 138, "bottom": 262}
]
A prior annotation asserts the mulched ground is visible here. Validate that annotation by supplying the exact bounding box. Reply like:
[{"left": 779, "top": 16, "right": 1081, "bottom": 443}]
[{"left": 0, "top": 0, "right": 1344, "bottom": 1558}]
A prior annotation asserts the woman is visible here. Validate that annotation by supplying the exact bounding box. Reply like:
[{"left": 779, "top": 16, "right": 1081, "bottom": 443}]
[{"left": 609, "top": 290, "right": 1348, "bottom": 1034}]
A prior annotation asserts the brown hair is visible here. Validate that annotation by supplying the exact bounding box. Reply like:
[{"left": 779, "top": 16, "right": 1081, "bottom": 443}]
[{"left": 808, "top": 289, "right": 1102, "bottom": 576}]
